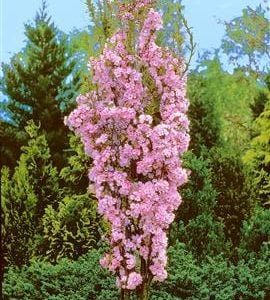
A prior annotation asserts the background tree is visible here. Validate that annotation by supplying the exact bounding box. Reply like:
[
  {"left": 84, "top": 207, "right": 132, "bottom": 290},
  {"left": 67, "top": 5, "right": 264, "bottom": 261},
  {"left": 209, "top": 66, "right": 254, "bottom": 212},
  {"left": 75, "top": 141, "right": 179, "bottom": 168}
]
[
  {"left": 250, "top": 73, "right": 270, "bottom": 119},
  {"left": 173, "top": 72, "right": 227, "bottom": 258},
  {"left": 174, "top": 62, "right": 253, "bottom": 256},
  {"left": 40, "top": 192, "right": 104, "bottom": 262},
  {"left": 195, "top": 58, "right": 259, "bottom": 153},
  {"left": 1, "top": 121, "right": 60, "bottom": 267},
  {"left": 221, "top": 2, "right": 270, "bottom": 77},
  {"left": 39, "top": 134, "right": 104, "bottom": 262},
  {"left": 0, "top": 0, "right": 80, "bottom": 169},
  {"left": 244, "top": 98, "right": 270, "bottom": 206},
  {"left": 211, "top": 150, "right": 252, "bottom": 248},
  {"left": 186, "top": 71, "right": 221, "bottom": 154}
]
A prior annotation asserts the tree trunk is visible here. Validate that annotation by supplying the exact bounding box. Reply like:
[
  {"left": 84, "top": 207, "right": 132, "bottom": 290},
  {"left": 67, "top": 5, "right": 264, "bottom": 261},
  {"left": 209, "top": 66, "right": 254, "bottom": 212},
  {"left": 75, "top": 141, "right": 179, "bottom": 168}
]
[
  {"left": 138, "top": 282, "right": 149, "bottom": 300},
  {"left": 120, "top": 289, "right": 130, "bottom": 300},
  {"left": 136, "top": 256, "right": 151, "bottom": 300}
]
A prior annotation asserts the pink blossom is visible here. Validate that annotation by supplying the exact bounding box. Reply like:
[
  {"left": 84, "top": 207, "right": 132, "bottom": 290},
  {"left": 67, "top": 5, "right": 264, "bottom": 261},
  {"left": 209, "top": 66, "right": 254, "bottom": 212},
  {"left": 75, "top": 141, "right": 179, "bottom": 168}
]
[
  {"left": 100, "top": 254, "right": 110, "bottom": 268},
  {"left": 127, "top": 272, "right": 143, "bottom": 290},
  {"left": 65, "top": 0, "right": 190, "bottom": 291},
  {"left": 126, "top": 253, "right": 136, "bottom": 270}
]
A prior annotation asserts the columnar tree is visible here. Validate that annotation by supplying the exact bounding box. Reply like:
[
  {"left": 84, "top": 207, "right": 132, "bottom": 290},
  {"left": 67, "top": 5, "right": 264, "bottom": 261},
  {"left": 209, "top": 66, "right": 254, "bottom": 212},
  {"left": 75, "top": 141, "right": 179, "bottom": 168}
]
[{"left": 65, "top": 1, "right": 190, "bottom": 299}]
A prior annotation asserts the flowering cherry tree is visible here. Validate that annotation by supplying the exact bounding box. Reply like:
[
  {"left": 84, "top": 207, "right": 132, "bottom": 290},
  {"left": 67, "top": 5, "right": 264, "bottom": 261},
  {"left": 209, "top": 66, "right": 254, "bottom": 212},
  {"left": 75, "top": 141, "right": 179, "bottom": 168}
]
[{"left": 65, "top": 1, "right": 190, "bottom": 299}]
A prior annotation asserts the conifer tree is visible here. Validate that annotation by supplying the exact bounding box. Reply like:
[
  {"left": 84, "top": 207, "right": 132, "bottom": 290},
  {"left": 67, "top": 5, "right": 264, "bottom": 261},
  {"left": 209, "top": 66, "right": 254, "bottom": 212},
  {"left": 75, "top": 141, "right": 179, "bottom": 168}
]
[
  {"left": 0, "top": 0, "right": 80, "bottom": 168},
  {"left": 39, "top": 134, "right": 104, "bottom": 262},
  {"left": 1, "top": 121, "right": 60, "bottom": 266},
  {"left": 244, "top": 98, "right": 270, "bottom": 206}
]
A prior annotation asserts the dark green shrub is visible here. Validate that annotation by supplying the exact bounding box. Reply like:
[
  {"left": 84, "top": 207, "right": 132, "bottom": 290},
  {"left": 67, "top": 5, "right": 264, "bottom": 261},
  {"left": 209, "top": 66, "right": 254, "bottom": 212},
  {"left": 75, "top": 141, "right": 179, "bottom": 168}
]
[
  {"left": 187, "top": 72, "right": 221, "bottom": 154},
  {"left": 3, "top": 248, "right": 118, "bottom": 300},
  {"left": 211, "top": 149, "right": 252, "bottom": 247},
  {"left": 177, "top": 214, "right": 229, "bottom": 260},
  {"left": 153, "top": 242, "right": 270, "bottom": 300},
  {"left": 177, "top": 151, "right": 218, "bottom": 224},
  {"left": 3, "top": 242, "right": 270, "bottom": 300},
  {"left": 151, "top": 242, "right": 199, "bottom": 299},
  {"left": 240, "top": 207, "right": 270, "bottom": 254},
  {"left": 173, "top": 151, "right": 229, "bottom": 259},
  {"left": 235, "top": 243, "right": 270, "bottom": 300}
]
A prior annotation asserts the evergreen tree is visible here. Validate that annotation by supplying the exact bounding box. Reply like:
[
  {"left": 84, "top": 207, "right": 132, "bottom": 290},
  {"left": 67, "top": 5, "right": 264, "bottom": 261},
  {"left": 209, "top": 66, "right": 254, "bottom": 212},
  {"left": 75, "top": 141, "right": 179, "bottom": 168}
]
[
  {"left": 1, "top": 124, "right": 105, "bottom": 267},
  {"left": 0, "top": 0, "right": 80, "bottom": 169},
  {"left": 173, "top": 151, "right": 229, "bottom": 260},
  {"left": 0, "top": 120, "right": 28, "bottom": 168},
  {"left": 39, "top": 134, "right": 104, "bottom": 262},
  {"left": 171, "top": 70, "right": 227, "bottom": 259},
  {"left": 175, "top": 66, "right": 253, "bottom": 256},
  {"left": 197, "top": 58, "right": 258, "bottom": 153},
  {"left": 187, "top": 72, "right": 221, "bottom": 155},
  {"left": 211, "top": 149, "right": 252, "bottom": 247},
  {"left": 60, "top": 134, "right": 91, "bottom": 195},
  {"left": 250, "top": 73, "right": 270, "bottom": 119},
  {"left": 41, "top": 192, "right": 104, "bottom": 262},
  {"left": 1, "top": 121, "right": 61, "bottom": 267},
  {"left": 244, "top": 98, "right": 270, "bottom": 206}
]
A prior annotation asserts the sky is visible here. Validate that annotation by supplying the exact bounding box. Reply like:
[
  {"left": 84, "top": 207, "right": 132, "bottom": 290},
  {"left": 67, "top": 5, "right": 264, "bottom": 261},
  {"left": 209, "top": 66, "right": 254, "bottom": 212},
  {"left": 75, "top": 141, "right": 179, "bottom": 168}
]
[{"left": 0, "top": 0, "right": 265, "bottom": 66}]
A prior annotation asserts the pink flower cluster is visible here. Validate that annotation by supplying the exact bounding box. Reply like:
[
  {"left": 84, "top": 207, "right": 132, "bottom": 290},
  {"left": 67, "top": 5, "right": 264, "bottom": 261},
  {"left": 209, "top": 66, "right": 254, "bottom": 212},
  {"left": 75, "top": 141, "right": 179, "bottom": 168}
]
[
  {"left": 65, "top": 3, "right": 189, "bottom": 291},
  {"left": 118, "top": 0, "right": 157, "bottom": 21}
]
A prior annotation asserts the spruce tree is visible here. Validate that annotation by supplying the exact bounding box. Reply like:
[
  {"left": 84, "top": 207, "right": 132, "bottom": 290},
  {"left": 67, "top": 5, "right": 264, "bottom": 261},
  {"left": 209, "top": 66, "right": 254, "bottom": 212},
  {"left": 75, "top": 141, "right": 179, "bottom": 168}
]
[{"left": 0, "top": 0, "right": 80, "bottom": 169}]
